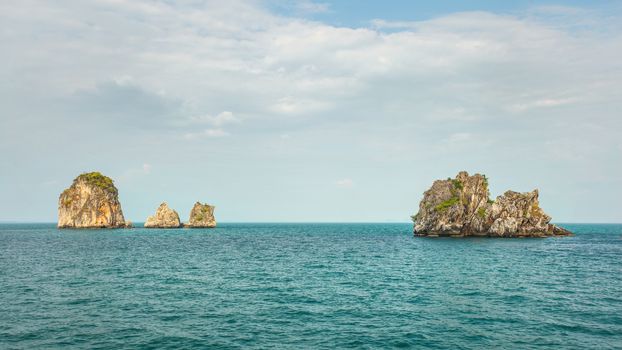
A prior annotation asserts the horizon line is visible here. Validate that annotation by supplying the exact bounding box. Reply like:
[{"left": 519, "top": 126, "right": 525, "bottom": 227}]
[{"left": 1, "top": 221, "right": 621, "bottom": 225}]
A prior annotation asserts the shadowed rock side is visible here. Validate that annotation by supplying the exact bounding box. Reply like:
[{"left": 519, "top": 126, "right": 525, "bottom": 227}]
[
  {"left": 58, "top": 172, "right": 131, "bottom": 228},
  {"left": 185, "top": 202, "right": 216, "bottom": 228},
  {"left": 412, "top": 171, "right": 572, "bottom": 237},
  {"left": 144, "top": 202, "right": 182, "bottom": 228}
]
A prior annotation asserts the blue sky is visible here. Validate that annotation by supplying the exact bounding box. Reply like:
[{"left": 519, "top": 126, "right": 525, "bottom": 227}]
[
  {"left": 0, "top": 0, "right": 621, "bottom": 223},
  {"left": 270, "top": 0, "right": 621, "bottom": 24}
]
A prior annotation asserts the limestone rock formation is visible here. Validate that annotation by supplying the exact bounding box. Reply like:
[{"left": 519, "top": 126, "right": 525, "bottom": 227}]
[
  {"left": 144, "top": 202, "right": 182, "bottom": 228},
  {"left": 412, "top": 171, "right": 572, "bottom": 237},
  {"left": 185, "top": 202, "right": 216, "bottom": 228},
  {"left": 58, "top": 172, "right": 131, "bottom": 228}
]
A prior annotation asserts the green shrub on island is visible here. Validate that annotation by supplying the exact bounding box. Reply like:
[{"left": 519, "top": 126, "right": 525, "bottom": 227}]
[
  {"left": 76, "top": 172, "right": 116, "bottom": 192},
  {"left": 451, "top": 179, "right": 463, "bottom": 190},
  {"left": 435, "top": 196, "right": 460, "bottom": 212},
  {"left": 477, "top": 207, "right": 486, "bottom": 218}
]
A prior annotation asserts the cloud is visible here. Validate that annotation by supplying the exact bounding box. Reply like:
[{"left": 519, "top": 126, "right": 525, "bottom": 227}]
[
  {"left": 66, "top": 80, "right": 182, "bottom": 127},
  {"left": 3, "top": 1, "right": 618, "bottom": 134},
  {"left": 508, "top": 98, "right": 577, "bottom": 112},
  {"left": 188, "top": 111, "right": 240, "bottom": 126},
  {"left": 335, "top": 178, "right": 354, "bottom": 188},
  {"left": 184, "top": 128, "right": 230, "bottom": 139},
  {"left": 270, "top": 97, "right": 331, "bottom": 115},
  {"left": 204, "top": 129, "right": 230, "bottom": 137},
  {"left": 0, "top": 1, "right": 621, "bottom": 222},
  {"left": 446, "top": 132, "right": 472, "bottom": 143},
  {"left": 184, "top": 111, "right": 241, "bottom": 136}
]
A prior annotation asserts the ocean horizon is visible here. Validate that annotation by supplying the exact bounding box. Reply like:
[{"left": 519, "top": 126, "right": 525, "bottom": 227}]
[
  {"left": 3, "top": 0, "right": 622, "bottom": 348},
  {"left": 1, "top": 223, "right": 620, "bottom": 349},
  {"left": 3, "top": 221, "right": 620, "bottom": 225}
]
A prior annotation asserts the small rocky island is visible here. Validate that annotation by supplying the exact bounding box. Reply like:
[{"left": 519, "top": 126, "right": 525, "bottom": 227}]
[
  {"left": 58, "top": 172, "right": 131, "bottom": 228},
  {"left": 412, "top": 171, "right": 572, "bottom": 237},
  {"left": 144, "top": 202, "right": 182, "bottom": 228},
  {"left": 185, "top": 202, "right": 217, "bottom": 228}
]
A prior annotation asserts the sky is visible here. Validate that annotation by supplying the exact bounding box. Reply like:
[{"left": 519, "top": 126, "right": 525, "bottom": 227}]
[{"left": 1, "top": 0, "right": 621, "bottom": 223}]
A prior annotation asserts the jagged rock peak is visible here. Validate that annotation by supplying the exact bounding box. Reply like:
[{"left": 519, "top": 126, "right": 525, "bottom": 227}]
[
  {"left": 185, "top": 201, "right": 216, "bottom": 228},
  {"left": 144, "top": 202, "right": 182, "bottom": 228},
  {"left": 412, "top": 171, "right": 572, "bottom": 238},
  {"left": 58, "top": 172, "right": 131, "bottom": 229}
]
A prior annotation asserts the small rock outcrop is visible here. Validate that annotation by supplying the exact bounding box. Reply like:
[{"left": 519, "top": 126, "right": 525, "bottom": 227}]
[
  {"left": 412, "top": 171, "right": 572, "bottom": 237},
  {"left": 185, "top": 202, "right": 216, "bottom": 228},
  {"left": 58, "top": 172, "right": 131, "bottom": 228},
  {"left": 144, "top": 202, "right": 182, "bottom": 228}
]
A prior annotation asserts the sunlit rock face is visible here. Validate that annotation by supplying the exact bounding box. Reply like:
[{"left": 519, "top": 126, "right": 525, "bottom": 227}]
[
  {"left": 144, "top": 202, "right": 182, "bottom": 228},
  {"left": 185, "top": 202, "right": 216, "bottom": 228},
  {"left": 412, "top": 171, "right": 572, "bottom": 238},
  {"left": 58, "top": 172, "right": 131, "bottom": 229}
]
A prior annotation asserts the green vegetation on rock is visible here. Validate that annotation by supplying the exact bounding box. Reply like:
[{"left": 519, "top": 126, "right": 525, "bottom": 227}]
[
  {"left": 477, "top": 207, "right": 486, "bottom": 218},
  {"left": 60, "top": 189, "right": 73, "bottom": 206},
  {"left": 451, "top": 179, "right": 463, "bottom": 190},
  {"left": 435, "top": 196, "right": 460, "bottom": 212},
  {"left": 76, "top": 172, "right": 116, "bottom": 192},
  {"left": 414, "top": 171, "right": 573, "bottom": 237}
]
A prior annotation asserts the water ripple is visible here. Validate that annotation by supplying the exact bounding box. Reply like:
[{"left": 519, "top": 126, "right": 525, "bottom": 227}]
[{"left": 0, "top": 223, "right": 621, "bottom": 349}]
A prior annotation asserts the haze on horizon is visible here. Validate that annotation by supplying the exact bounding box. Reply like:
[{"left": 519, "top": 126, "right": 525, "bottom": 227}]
[{"left": 1, "top": 0, "right": 621, "bottom": 223}]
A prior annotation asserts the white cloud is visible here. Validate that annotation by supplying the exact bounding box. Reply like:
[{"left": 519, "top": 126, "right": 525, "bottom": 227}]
[
  {"left": 271, "top": 97, "right": 331, "bottom": 115},
  {"left": 3, "top": 1, "right": 618, "bottom": 131},
  {"left": 335, "top": 178, "right": 354, "bottom": 188},
  {"left": 508, "top": 98, "right": 577, "bottom": 113},
  {"left": 0, "top": 1, "right": 621, "bottom": 222},
  {"left": 189, "top": 111, "right": 240, "bottom": 126},
  {"left": 205, "top": 128, "right": 230, "bottom": 137},
  {"left": 184, "top": 128, "right": 230, "bottom": 139},
  {"left": 142, "top": 163, "right": 152, "bottom": 174},
  {"left": 446, "top": 132, "right": 472, "bottom": 143},
  {"left": 180, "top": 111, "right": 241, "bottom": 138}
]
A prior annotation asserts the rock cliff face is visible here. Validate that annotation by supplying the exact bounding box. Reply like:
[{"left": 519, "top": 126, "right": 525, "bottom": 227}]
[
  {"left": 185, "top": 202, "right": 216, "bottom": 228},
  {"left": 144, "top": 202, "right": 182, "bottom": 228},
  {"left": 58, "top": 172, "right": 131, "bottom": 228},
  {"left": 412, "top": 171, "right": 572, "bottom": 237}
]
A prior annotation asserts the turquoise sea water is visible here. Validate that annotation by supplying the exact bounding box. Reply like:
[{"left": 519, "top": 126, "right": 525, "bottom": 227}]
[{"left": 1, "top": 223, "right": 621, "bottom": 349}]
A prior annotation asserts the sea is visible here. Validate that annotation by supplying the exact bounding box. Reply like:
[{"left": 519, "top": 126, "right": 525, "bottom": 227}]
[{"left": 1, "top": 223, "right": 621, "bottom": 349}]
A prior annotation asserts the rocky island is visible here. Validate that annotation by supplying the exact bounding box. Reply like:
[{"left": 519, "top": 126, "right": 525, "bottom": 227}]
[
  {"left": 185, "top": 202, "right": 217, "bottom": 228},
  {"left": 58, "top": 172, "right": 131, "bottom": 228},
  {"left": 412, "top": 171, "right": 572, "bottom": 237},
  {"left": 144, "top": 202, "right": 182, "bottom": 228}
]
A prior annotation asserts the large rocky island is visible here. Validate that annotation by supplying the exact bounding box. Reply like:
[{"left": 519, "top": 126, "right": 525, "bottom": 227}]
[
  {"left": 412, "top": 171, "right": 572, "bottom": 237},
  {"left": 58, "top": 172, "right": 131, "bottom": 228}
]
